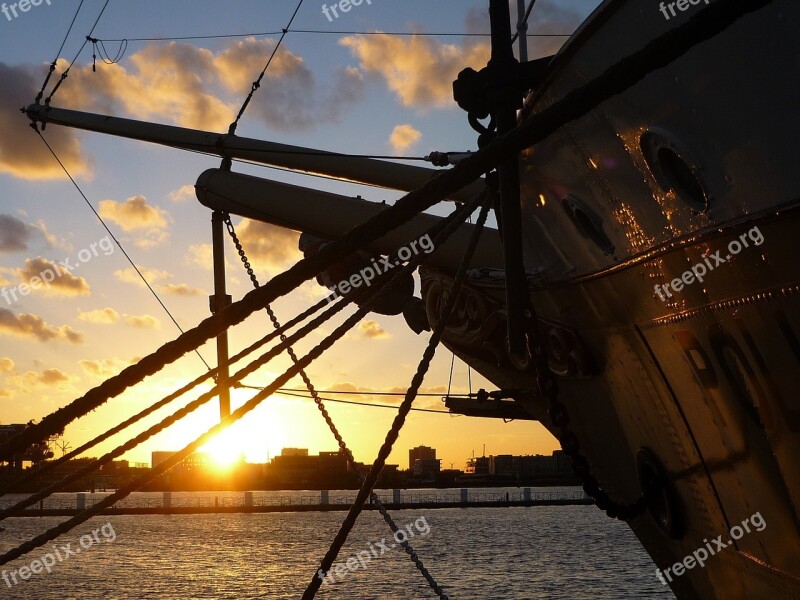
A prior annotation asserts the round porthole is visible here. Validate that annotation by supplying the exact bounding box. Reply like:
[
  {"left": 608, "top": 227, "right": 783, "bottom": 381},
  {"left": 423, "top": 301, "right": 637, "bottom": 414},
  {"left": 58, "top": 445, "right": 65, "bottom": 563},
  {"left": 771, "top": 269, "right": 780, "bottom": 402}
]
[
  {"left": 561, "top": 194, "right": 615, "bottom": 255},
  {"left": 641, "top": 130, "right": 709, "bottom": 213}
]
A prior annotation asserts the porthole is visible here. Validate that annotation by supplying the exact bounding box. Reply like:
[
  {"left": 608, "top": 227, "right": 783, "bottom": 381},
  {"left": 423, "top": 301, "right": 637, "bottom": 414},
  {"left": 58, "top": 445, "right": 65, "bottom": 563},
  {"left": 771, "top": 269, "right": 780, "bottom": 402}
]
[
  {"left": 641, "top": 129, "right": 709, "bottom": 213},
  {"left": 561, "top": 194, "right": 615, "bottom": 255}
]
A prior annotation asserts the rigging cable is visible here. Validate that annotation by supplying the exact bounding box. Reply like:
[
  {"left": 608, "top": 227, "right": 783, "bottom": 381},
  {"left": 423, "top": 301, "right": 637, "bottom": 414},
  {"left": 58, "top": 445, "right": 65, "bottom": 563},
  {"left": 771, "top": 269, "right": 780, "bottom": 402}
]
[
  {"left": 227, "top": 0, "right": 305, "bottom": 135},
  {"left": 511, "top": 0, "right": 538, "bottom": 45},
  {"left": 223, "top": 191, "right": 487, "bottom": 599},
  {"left": 303, "top": 190, "right": 491, "bottom": 600},
  {"left": 93, "top": 30, "right": 572, "bottom": 43},
  {"left": 44, "top": 0, "right": 112, "bottom": 105},
  {"left": 243, "top": 388, "right": 454, "bottom": 414},
  {"left": 35, "top": 0, "right": 86, "bottom": 103},
  {"left": 33, "top": 130, "right": 212, "bottom": 371}
]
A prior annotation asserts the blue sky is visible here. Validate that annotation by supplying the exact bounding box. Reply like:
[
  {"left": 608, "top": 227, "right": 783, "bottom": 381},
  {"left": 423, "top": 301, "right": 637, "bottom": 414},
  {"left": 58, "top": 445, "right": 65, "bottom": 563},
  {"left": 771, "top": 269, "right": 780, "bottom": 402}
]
[{"left": 0, "top": 0, "right": 600, "bottom": 469}]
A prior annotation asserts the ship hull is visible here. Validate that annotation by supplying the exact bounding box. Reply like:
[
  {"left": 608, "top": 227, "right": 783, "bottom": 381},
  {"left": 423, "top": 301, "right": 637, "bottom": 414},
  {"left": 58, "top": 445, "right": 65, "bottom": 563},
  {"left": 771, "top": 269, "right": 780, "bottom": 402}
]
[{"left": 423, "top": 1, "right": 800, "bottom": 597}]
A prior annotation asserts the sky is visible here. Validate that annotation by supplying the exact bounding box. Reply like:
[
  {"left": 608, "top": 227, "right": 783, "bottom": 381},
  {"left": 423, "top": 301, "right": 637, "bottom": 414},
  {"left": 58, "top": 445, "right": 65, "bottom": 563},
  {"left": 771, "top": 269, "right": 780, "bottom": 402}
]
[{"left": 0, "top": 0, "right": 600, "bottom": 472}]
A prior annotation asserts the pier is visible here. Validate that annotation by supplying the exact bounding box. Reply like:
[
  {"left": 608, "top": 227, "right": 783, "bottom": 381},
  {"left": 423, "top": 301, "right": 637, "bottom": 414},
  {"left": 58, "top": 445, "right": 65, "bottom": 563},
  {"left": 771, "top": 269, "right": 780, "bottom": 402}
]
[{"left": 8, "top": 489, "right": 592, "bottom": 516}]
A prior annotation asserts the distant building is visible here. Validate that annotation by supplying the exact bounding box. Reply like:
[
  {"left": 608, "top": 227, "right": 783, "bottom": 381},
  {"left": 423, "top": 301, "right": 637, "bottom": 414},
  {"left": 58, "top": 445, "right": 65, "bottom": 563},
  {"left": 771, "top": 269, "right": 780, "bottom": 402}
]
[
  {"left": 462, "top": 451, "right": 575, "bottom": 483},
  {"left": 268, "top": 449, "right": 355, "bottom": 488},
  {"left": 412, "top": 458, "right": 441, "bottom": 481},
  {"left": 281, "top": 448, "right": 309, "bottom": 457},
  {"left": 409, "top": 445, "right": 436, "bottom": 470},
  {"left": 151, "top": 451, "right": 173, "bottom": 469},
  {"left": 151, "top": 451, "right": 211, "bottom": 473},
  {"left": 465, "top": 456, "right": 490, "bottom": 476},
  {"left": 489, "top": 454, "right": 514, "bottom": 477}
]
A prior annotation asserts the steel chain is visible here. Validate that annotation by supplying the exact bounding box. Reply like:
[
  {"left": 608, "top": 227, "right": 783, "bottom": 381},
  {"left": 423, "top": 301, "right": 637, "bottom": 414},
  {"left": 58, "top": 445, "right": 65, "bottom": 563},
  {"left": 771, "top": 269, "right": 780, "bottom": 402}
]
[{"left": 223, "top": 215, "right": 449, "bottom": 598}]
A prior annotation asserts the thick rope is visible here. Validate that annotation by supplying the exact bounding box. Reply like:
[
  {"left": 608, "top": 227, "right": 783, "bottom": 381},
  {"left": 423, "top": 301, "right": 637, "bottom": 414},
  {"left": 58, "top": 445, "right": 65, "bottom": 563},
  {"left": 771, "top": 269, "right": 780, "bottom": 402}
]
[
  {"left": 4, "top": 0, "right": 770, "bottom": 461},
  {"left": 0, "top": 295, "right": 354, "bottom": 521},
  {"left": 303, "top": 197, "right": 492, "bottom": 599},
  {"left": 0, "top": 188, "right": 476, "bottom": 564},
  {"left": 0, "top": 298, "right": 328, "bottom": 498},
  {"left": 228, "top": 191, "right": 485, "bottom": 599}
]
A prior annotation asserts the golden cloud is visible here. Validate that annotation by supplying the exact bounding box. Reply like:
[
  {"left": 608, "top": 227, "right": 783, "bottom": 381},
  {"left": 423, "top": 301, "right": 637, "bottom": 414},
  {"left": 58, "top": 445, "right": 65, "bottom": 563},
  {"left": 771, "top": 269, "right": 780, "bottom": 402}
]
[
  {"left": 98, "top": 196, "right": 169, "bottom": 232},
  {"left": 0, "top": 63, "right": 92, "bottom": 180},
  {"left": 161, "top": 283, "right": 205, "bottom": 297},
  {"left": 187, "top": 243, "right": 213, "bottom": 269},
  {"left": 124, "top": 314, "right": 160, "bottom": 329},
  {"left": 0, "top": 308, "right": 83, "bottom": 343},
  {"left": 233, "top": 219, "right": 302, "bottom": 274},
  {"left": 340, "top": 35, "right": 490, "bottom": 109},
  {"left": 389, "top": 124, "right": 422, "bottom": 153},
  {"left": 16, "top": 256, "right": 91, "bottom": 296},
  {"left": 358, "top": 320, "right": 390, "bottom": 339},
  {"left": 79, "top": 357, "right": 134, "bottom": 378},
  {"left": 114, "top": 266, "right": 172, "bottom": 287},
  {"left": 78, "top": 307, "right": 120, "bottom": 324},
  {"left": 167, "top": 184, "right": 196, "bottom": 203},
  {"left": 0, "top": 357, "right": 14, "bottom": 372}
]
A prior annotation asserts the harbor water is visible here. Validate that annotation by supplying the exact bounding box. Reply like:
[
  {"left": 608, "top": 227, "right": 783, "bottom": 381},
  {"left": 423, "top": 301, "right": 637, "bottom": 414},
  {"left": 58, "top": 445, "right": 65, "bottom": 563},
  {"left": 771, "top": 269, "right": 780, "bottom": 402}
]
[{"left": 0, "top": 489, "right": 677, "bottom": 599}]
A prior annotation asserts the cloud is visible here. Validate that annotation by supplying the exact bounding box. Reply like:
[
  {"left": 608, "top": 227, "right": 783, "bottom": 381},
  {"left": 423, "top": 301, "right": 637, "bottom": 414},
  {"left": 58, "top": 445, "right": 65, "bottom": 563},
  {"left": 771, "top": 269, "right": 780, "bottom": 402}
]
[
  {"left": 0, "top": 215, "right": 32, "bottom": 253},
  {"left": 233, "top": 219, "right": 302, "bottom": 274},
  {"left": 0, "top": 215, "right": 64, "bottom": 254},
  {"left": 0, "top": 357, "right": 14, "bottom": 372},
  {"left": 167, "top": 184, "right": 195, "bottom": 203},
  {"left": 8, "top": 368, "right": 79, "bottom": 390},
  {"left": 161, "top": 283, "right": 205, "bottom": 297},
  {"left": 57, "top": 46, "right": 235, "bottom": 131},
  {"left": 187, "top": 243, "right": 213, "bottom": 269},
  {"left": 114, "top": 266, "right": 172, "bottom": 287},
  {"left": 214, "top": 38, "right": 366, "bottom": 131},
  {"left": 358, "top": 320, "right": 390, "bottom": 339},
  {"left": 56, "top": 39, "right": 364, "bottom": 134},
  {"left": 389, "top": 124, "right": 422, "bottom": 153},
  {"left": 15, "top": 256, "right": 91, "bottom": 296},
  {"left": 98, "top": 196, "right": 169, "bottom": 232},
  {"left": 124, "top": 314, "right": 160, "bottom": 329},
  {"left": 0, "top": 63, "right": 92, "bottom": 180},
  {"left": 78, "top": 307, "right": 120, "bottom": 324},
  {"left": 340, "top": 35, "right": 490, "bottom": 109},
  {"left": 79, "top": 357, "right": 134, "bottom": 378},
  {"left": 0, "top": 308, "right": 83, "bottom": 343},
  {"left": 37, "top": 368, "right": 71, "bottom": 385}
]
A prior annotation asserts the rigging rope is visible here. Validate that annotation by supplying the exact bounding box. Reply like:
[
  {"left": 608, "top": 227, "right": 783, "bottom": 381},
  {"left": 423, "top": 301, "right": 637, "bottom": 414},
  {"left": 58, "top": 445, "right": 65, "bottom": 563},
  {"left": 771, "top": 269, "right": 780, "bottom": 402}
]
[
  {"left": 0, "top": 298, "right": 329, "bottom": 498},
  {"left": 227, "top": 0, "right": 305, "bottom": 135},
  {"left": 33, "top": 130, "right": 212, "bottom": 370},
  {"left": 0, "top": 187, "right": 476, "bottom": 565},
  {"left": 303, "top": 191, "right": 492, "bottom": 600},
  {"left": 0, "top": 291, "right": 358, "bottom": 522},
  {"left": 224, "top": 189, "right": 486, "bottom": 599}
]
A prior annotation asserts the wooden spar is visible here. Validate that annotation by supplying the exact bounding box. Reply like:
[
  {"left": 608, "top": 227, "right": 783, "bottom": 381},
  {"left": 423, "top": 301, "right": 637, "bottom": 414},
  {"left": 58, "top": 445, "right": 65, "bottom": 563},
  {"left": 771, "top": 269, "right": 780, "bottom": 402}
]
[
  {"left": 195, "top": 168, "right": 505, "bottom": 272},
  {"left": 24, "top": 104, "right": 484, "bottom": 202}
]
